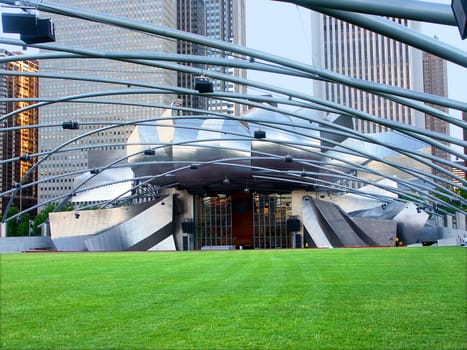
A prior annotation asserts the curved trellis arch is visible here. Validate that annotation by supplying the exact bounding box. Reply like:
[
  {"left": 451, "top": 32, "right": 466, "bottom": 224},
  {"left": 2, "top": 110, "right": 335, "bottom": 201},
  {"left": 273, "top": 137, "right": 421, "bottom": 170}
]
[
  {"left": 1, "top": 90, "right": 465, "bottom": 219},
  {"left": 2, "top": 110, "right": 464, "bottom": 222},
  {"left": 0, "top": 0, "right": 466, "bottom": 226},
  {"left": 1, "top": 88, "right": 465, "bottom": 190}
]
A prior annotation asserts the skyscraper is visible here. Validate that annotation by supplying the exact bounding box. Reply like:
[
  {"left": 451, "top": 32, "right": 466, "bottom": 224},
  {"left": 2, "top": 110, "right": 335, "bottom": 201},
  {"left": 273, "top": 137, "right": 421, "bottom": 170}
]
[
  {"left": 311, "top": 14, "right": 424, "bottom": 133},
  {"left": 38, "top": 1, "right": 178, "bottom": 203},
  {"left": 204, "top": 0, "right": 247, "bottom": 116},
  {"left": 464, "top": 111, "right": 467, "bottom": 167},
  {"left": 38, "top": 0, "right": 247, "bottom": 204},
  {"left": 1, "top": 49, "right": 39, "bottom": 216},
  {"left": 177, "top": 0, "right": 206, "bottom": 113},
  {"left": 422, "top": 51, "right": 450, "bottom": 181},
  {"left": 0, "top": 53, "right": 5, "bottom": 216}
]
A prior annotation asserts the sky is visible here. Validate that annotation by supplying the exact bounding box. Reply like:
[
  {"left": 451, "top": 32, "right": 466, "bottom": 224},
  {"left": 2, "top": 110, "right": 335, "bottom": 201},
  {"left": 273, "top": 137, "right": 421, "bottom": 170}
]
[
  {"left": 245, "top": 0, "right": 467, "bottom": 102},
  {"left": 244, "top": 0, "right": 466, "bottom": 142},
  {"left": 1, "top": 1, "right": 465, "bottom": 128},
  {"left": 1, "top": 0, "right": 465, "bottom": 102}
]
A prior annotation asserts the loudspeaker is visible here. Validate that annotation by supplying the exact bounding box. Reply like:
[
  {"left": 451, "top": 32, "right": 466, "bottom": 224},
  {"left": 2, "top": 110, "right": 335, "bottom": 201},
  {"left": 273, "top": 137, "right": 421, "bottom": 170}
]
[
  {"left": 254, "top": 130, "right": 266, "bottom": 139},
  {"left": 452, "top": 0, "right": 467, "bottom": 39},
  {"left": 194, "top": 77, "right": 213, "bottom": 93},
  {"left": 182, "top": 235, "right": 191, "bottom": 251},
  {"left": 62, "top": 121, "right": 79, "bottom": 130},
  {"left": 21, "top": 18, "right": 55, "bottom": 44},
  {"left": 287, "top": 217, "right": 301, "bottom": 232},
  {"left": 2, "top": 13, "right": 36, "bottom": 34},
  {"left": 1, "top": 13, "right": 55, "bottom": 44},
  {"left": 181, "top": 220, "right": 195, "bottom": 234}
]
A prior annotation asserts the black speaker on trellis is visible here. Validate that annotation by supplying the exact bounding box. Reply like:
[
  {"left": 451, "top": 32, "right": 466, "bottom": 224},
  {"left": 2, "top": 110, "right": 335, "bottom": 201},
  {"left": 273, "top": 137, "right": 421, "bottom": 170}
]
[
  {"left": 182, "top": 219, "right": 195, "bottom": 234},
  {"left": 452, "top": 0, "right": 467, "bottom": 39},
  {"left": 2, "top": 13, "right": 55, "bottom": 44},
  {"left": 194, "top": 77, "right": 213, "bottom": 93},
  {"left": 287, "top": 216, "right": 301, "bottom": 233}
]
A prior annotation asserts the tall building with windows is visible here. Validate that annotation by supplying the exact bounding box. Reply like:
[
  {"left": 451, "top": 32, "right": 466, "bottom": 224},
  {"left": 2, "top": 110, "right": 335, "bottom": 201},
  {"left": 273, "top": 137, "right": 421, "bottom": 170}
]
[
  {"left": 1, "top": 49, "right": 39, "bottom": 216},
  {"left": 464, "top": 111, "right": 467, "bottom": 167},
  {"left": 422, "top": 51, "right": 450, "bottom": 181},
  {"left": 38, "top": 0, "right": 247, "bottom": 204},
  {"left": 177, "top": 0, "right": 206, "bottom": 113},
  {"left": 454, "top": 111, "right": 467, "bottom": 182},
  {"left": 204, "top": 0, "right": 247, "bottom": 116},
  {"left": 38, "top": 1, "right": 178, "bottom": 203},
  {"left": 0, "top": 53, "right": 5, "bottom": 216},
  {"left": 311, "top": 14, "right": 424, "bottom": 133}
]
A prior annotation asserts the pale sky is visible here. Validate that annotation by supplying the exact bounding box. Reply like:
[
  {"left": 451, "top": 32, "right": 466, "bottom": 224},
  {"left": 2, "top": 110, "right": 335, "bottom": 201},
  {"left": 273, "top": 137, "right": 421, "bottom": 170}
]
[
  {"left": 245, "top": 0, "right": 466, "bottom": 142},
  {"left": 245, "top": 0, "right": 467, "bottom": 103},
  {"left": 1, "top": 1, "right": 465, "bottom": 121}
]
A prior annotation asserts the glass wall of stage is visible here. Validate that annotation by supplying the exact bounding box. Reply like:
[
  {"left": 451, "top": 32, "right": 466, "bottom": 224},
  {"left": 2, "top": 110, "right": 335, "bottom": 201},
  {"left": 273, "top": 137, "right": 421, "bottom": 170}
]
[{"left": 194, "top": 193, "right": 293, "bottom": 250}]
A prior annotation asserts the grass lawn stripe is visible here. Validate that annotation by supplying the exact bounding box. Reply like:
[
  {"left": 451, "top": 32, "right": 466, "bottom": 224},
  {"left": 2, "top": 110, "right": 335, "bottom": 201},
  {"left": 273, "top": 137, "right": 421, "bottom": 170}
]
[{"left": 0, "top": 247, "right": 465, "bottom": 349}]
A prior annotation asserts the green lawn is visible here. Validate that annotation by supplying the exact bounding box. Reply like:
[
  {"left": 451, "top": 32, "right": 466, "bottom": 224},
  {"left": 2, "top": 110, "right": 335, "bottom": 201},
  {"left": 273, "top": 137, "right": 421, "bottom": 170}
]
[{"left": 1, "top": 247, "right": 465, "bottom": 349}]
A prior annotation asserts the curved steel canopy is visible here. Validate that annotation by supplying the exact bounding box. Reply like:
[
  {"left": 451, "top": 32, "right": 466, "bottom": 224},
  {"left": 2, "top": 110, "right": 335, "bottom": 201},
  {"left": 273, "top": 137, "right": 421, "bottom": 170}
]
[{"left": 0, "top": 0, "right": 466, "bottom": 223}]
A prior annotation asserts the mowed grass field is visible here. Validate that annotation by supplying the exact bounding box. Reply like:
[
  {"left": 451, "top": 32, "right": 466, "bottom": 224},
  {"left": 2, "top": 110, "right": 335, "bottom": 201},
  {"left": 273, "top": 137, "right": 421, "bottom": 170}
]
[{"left": 1, "top": 247, "right": 465, "bottom": 350}]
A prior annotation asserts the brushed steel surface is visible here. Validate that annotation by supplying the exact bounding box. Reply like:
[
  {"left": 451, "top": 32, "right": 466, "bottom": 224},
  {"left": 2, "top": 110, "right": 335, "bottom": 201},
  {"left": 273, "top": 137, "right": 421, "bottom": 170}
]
[{"left": 302, "top": 196, "right": 333, "bottom": 248}]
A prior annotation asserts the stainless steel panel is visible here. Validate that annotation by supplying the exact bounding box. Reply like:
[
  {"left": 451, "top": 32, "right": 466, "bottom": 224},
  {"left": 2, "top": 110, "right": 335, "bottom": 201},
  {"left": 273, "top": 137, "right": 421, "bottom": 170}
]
[
  {"left": 126, "top": 123, "right": 175, "bottom": 183},
  {"left": 175, "top": 118, "right": 251, "bottom": 189},
  {"left": 302, "top": 196, "right": 333, "bottom": 248},
  {"left": 84, "top": 195, "right": 174, "bottom": 251}
]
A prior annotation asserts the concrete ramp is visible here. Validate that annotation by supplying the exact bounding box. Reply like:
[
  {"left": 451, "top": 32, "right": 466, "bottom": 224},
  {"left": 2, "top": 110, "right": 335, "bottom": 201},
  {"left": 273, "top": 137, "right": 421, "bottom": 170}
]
[{"left": 84, "top": 195, "right": 174, "bottom": 251}]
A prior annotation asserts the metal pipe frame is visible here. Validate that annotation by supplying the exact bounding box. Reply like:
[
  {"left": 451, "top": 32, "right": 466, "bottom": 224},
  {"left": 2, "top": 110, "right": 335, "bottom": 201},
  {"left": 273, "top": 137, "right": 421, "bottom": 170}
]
[
  {"left": 1, "top": 90, "right": 464, "bottom": 193},
  {"left": 1, "top": 36, "right": 465, "bottom": 114},
  {"left": 2, "top": 116, "right": 464, "bottom": 219},
  {"left": 1, "top": 89, "right": 466, "bottom": 204},
  {"left": 273, "top": 0, "right": 457, "bottom": 26},
  {"left": 1, "top": 44, "right": 465, "bottom": 175},
  {"left": 0, "top": 41, "right": 464, "bottom": 169},
  {"left": 1, "top": 69, "right": 464, "bottom": 162},
  {"left": 3, "top": 128, "right": 456, "bottom": 207},
  {"left": 1, "top": 87, "right": 464, "bottom": 189},
  {"left": 0, "top": 0, "right": 465, "bottom": 224},
  {"left": 1, "top": 14, "right": 466, "bottom": 111},
  {"left": 276, "top": 0, "right": 467, "bottom": 67},
  {"left": 2, "top": 139, "right": 461, "bottom": 223},
  {"left": 0, "top": 53, "right": 464, "bottom": 128}
]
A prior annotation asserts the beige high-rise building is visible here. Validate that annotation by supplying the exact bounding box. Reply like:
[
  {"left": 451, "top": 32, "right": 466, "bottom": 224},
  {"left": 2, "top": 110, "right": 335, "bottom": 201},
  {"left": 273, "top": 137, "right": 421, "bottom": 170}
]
[
  {"left": 38, "top": 1, "right": 178, "bottom": 203},
  {"left": 422, "top": 52, "right": 450, "bottom": 181},
  {"left": 311, "top": 14, "right": 424, "bottom": 133}
]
